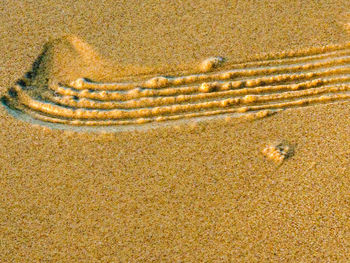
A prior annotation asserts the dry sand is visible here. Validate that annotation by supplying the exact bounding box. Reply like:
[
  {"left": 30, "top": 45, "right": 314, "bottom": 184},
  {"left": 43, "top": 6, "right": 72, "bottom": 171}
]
[{"left": 1, "top": 0, "right": 350, "bottom": 262}]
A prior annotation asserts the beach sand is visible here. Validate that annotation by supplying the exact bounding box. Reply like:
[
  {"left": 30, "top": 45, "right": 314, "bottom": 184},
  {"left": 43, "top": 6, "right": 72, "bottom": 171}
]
[{"left": 1, "top": 0, "right": 350, "bottom": 261}]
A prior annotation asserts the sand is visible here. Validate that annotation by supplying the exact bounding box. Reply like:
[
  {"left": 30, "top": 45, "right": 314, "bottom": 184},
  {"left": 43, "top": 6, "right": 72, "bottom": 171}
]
[{"left": 1, "top": 0, "right": 350, "bottom": 262}]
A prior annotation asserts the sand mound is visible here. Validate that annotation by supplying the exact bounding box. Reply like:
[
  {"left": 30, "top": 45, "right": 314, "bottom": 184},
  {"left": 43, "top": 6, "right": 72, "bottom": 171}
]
[{"left": 18, "top": 35, "right": 113, "bottom": 88}]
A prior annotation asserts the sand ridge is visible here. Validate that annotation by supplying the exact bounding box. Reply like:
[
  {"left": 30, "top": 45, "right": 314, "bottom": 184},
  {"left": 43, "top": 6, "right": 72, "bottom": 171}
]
[{"left": 4, "top": 38, "right": 350, "bottom": 130}]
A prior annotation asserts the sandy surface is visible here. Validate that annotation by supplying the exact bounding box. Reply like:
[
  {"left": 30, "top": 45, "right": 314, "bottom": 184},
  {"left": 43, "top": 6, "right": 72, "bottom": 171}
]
[{"left": 1, "top": 0, "right": 350, "bottom": 262}]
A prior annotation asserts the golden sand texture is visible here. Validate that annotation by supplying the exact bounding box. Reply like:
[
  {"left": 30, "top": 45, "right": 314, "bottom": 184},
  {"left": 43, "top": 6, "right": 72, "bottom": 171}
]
[
  {"left": 1, "top": 0, "right": 350, "bottom": 262},
  {"left": 2, "top": 102, "right": 350, "bottom": 262}
]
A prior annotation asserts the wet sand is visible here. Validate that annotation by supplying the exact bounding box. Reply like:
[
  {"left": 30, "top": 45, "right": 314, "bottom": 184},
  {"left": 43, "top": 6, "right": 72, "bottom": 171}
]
[{"left": 1, "top": 0, "right": 350, "bottom": 262}]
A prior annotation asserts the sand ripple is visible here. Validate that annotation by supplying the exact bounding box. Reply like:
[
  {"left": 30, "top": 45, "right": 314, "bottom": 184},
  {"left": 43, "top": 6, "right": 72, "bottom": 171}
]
[{"left": 3, "top": 40, "right": 350, "bottom": 129}]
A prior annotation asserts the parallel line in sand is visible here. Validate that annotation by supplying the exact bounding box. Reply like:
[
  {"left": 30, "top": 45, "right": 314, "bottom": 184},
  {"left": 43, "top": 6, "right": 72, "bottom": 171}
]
[
  {"left": 52, "top": 67, "right": 350, "bottom": 101},
  {"left": 14, "top": 84, "right": 350, "bottom": 119},
  {"left": 17, "top": 93, "right": 350, "bottom": 126},
  {"left": 46, "top": 76, "right": 350, "bottom": 109},
  {"left": 6, "top": 42, "right": 350, "bottom": 128},
  {"left": 68, "top": 51, "right": 350, "bottom": 90}
]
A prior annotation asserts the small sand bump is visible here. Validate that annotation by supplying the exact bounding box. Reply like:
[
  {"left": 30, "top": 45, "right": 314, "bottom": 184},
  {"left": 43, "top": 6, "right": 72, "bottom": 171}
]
[
  {"left": 221, "top": 83, "right": 232, "bottom": 90},
  {"left": 237, "top": 107, "right": 248, "bottom": 113},
  {"left": 245, "top": 79, "right": 257, "bottom": 87},
  {"left": 146, "top": 76, "right": 170, "bottom": 88},
  {"left": 70, "top": 78, "right": 86, "bottom": 89},
  {"left": 199, "top": 83, "right": 213, "bottom": 93},
  {"left": 80, "top": 89, "right": 90, "bottom": 96},
  {"left": 243, "top": 95, "right": 257, "bottom": 103},
  {"left": 262, "top": 141, "right": 294, "bottom": 163},
  {"left": 199, "top": 56, "right": 226, "bottom": 72},
  {"left": 232, "top": 81, "right": 243, "bottom": 89}
]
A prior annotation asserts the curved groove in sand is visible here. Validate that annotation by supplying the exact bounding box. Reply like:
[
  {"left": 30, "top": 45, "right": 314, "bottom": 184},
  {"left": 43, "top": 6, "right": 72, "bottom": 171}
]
[
  {"left": 46, "top": 76, "right": 350, "bottom": 109},
  {"left": 3, "top": 41, "right": 350, "bottom": 129},
  {"left": 12, "top": 83, "right": 350, "bottom": 119},
  {"left": 68, "top": 53, "right": 350, "bottom": 91},
  {"left": 50, "top": 68, "right": 350, "bottom": 101}
]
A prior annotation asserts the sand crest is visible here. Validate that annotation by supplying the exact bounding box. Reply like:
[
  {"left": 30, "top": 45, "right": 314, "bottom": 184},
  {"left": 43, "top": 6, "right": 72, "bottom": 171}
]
[{"left": 3, "top": 38, "right": 350, "bottom": 132}]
